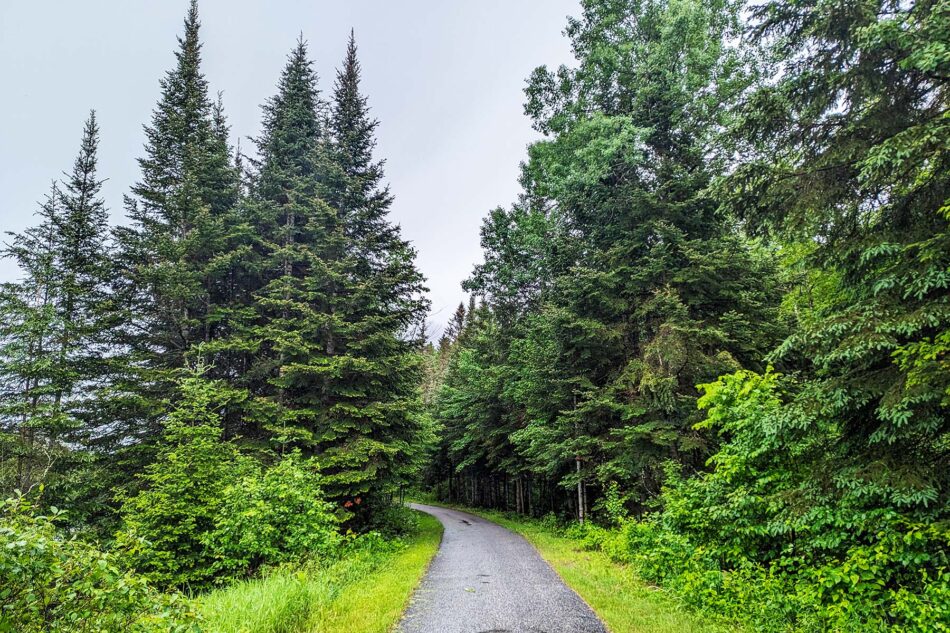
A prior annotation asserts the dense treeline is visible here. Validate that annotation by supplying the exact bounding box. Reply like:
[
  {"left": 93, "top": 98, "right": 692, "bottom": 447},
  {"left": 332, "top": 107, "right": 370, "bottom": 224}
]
[
  {"left": 0, "top": 0, "right": 429, "bottom": 619},
  {"left": 426, "top": 0, "right": 949, "bottom": 629}
]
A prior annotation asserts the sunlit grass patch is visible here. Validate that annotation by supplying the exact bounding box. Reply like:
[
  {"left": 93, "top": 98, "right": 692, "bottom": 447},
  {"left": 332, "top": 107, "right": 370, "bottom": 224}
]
[{"left": 198, "top": 510, "right": 442, "bottom": 633}]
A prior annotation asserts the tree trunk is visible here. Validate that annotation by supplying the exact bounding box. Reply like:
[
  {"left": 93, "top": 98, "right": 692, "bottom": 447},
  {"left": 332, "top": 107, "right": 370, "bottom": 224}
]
[{"left": 576, "top": 456, "right": 585, "bottom": 524}]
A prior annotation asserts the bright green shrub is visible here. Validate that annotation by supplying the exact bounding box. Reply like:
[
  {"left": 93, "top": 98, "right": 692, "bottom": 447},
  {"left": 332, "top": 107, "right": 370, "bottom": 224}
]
[
  {"left": 0, "top": 495, "right": 199, "bottom": 633},
  {"left": 800, "top": 523, "right": 950, "bottom": 632},
  {"left": 115, "top": 374, "right": 253, "bottom": 589},
  {"left": 579, "top": 502, "right": 950, "bottom": 631},
  {"left": 687, "top": 368, "right": 949, "bottom": 630},
  {"left": 116, "top": 374, "right": 345, "bottom": 590},
  {"left": 542, "top": 366, "right": 950, "bottom": 631},
  {"left": 206, "top": 453, "right": 340, "bottom": 578},
  {"left": 563, "top": 520, "right": 600, "bottom": 545}
]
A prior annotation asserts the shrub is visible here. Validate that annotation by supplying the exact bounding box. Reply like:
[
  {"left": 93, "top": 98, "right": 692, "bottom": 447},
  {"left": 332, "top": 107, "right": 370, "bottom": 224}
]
[
  {"left": 114, "top": 374, "right": 253, "bottom": 589},
  {"left": 206, "top": 453, "right": 341, "bottom": 578},
  {"left": 577, "top": 509, "right": 950, "bottom": 632},
  {"left": 116, "top": 374, "right": 345, "bottom": 590},
  {"left": 363, "top": 502, "right": 420, "bottom": 538},
  {"left": 0, "top": 495, "right": 199, "bottom": 633}
]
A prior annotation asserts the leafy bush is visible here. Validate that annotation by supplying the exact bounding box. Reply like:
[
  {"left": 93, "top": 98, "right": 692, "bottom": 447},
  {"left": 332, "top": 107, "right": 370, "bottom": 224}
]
[
  {"left": 553, "top": 367, "right": 950, "bottom": 632},
  {"left": 116, "top": 374, "right": 344, "bottom": 590},
  {"left": 0, "top": 495, "right": 199, "bottom": 633},
  {"left": 558, "top": 369, "right": 950, "bottom": 631},
  {"left": 363, "top": 502, "right": 420, "bottom": 538},
  {"left": 207, "top": 453, "right": 340, "bottom": 578},
  {"left": 568, "top": 498, "right": 950, "bottom": 632},
  {"left": 115, "top": 374, "right": 253, "bottom": 589}
]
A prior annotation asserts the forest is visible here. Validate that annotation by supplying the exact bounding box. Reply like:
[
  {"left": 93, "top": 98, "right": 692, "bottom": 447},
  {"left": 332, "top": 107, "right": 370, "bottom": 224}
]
[{"left": 1, "top": 0, "right": 948, "bottom": 632}]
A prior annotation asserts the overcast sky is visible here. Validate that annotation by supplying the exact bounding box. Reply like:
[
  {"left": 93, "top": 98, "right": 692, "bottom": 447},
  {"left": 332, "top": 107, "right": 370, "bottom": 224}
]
[{"left": 0, "top": 0, "right": 579, "bottom": 336}]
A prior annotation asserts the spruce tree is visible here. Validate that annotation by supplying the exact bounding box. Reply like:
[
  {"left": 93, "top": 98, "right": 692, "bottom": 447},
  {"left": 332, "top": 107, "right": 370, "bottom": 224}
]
[
  {"left": 54, "top": 111, "right": 113, "bottom": 421},
  {"left": 0, "top": 112, "right": 112, "bottom": 499},
  {"left": 726, "top": 0, "right": 950, "bottom": 533},
  {"left": 0, "top": 187, "right": 68, "bottom": 495},
  {"left": 321, "top": 32, "right": 429, "bottom": 503},
  {"left": 111, "top": 0, "right": 239, "bottom": 460},
  {"left": 448, "top": 0, "right": 786, "bottom": 514},
  {"left": 241, "top": 37, "right": 336, "bottom": 452},
  {"left": 441, "top": 302, "right": 467, "bottom": 346},
  {"left": 241, "top": 35, "right": 429, "bottom": 504}
]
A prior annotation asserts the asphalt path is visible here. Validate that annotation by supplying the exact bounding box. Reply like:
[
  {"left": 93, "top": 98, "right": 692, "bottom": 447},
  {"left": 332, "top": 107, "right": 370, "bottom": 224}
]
[{"left": 398, "top": 503, "right": 607, "bottom": 633}]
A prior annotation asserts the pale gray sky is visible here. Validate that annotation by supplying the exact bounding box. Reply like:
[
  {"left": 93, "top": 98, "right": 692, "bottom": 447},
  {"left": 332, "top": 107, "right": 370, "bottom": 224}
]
[{"left": 0, "top": 0, "right": 578, "bottom": 336}]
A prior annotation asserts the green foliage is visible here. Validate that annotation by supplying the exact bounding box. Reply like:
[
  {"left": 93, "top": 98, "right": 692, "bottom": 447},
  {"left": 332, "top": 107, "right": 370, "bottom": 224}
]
[
  {"left": 235, "top": 35, "right": 429, "bottom": 506},
  {"left": 207, "top": 453, "right": 340, "bottom": 578},
  {"left": 363, "top": 503, "right": 422, "bottom": 538},
  {"left": 109, "top": 0, "right": 242, "bottom": 485},
  {"left": 427, "top": 0, "right": 950, "bottom": 630},
  {"left": 197, "top": 512, "right": 442, "bottom": 633},
  {"left": 0, "top": 495, "right": 199, "bottom": 633},
  {"left": 546, "top": 365, "right": 950, "bottom": 630},
  {"left": 3, "top": 2, "right": 430, "bottom": 552},
  {"left": 436, "top": 0, "right": 786, "bottom": 516},
  {"left": 0, "top": 112, "right": 113, "bottom": 502},
  {"left": 199, "top": 566, "right": 320, "bottom": 633},
  {"left": 724, "top": 0, "right": 950, "bottom": 518},
  {"left": 116, "top": 371, "right": 344, "bottom": 590},
  {"left": 115, "top": 371, "right": 253, "bottom": 589}
]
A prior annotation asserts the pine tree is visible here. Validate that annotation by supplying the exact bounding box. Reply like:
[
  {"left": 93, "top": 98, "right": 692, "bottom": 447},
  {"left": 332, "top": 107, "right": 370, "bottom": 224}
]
[
  {"left": 725, "top": 0, "right": 950, "bottom": 529},
  {"left": 54, "top": 111, "right": 113, "bottom": 417},
  {"left": 441, "top": 302, "right": 467, "bottom": 347},
  {"left": 0, "top": 187, "right": 68, "bottom": 495},
  {"left": 239, "top": 37, "right": 335, "bottom": 452},
  {"left": 241, "top": 34, "right": 429, "bottom": 504},
  {"left": 114, "top": 366, "right": 252, "bottom": 589}
]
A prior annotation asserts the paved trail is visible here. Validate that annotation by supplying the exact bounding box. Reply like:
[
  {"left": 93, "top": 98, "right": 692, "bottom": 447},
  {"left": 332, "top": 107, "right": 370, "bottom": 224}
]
[{"left": 398, "top": 504, "right": 607, "bottom": 633}]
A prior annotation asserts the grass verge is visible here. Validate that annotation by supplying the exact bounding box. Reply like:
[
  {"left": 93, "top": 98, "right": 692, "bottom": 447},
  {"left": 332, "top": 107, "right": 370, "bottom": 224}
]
[
  {"left": 435, "top": 504, "right": 734, "bottom": 633},
  {"left": 197, "top": 510, "right": 442, "bottom": 633}
]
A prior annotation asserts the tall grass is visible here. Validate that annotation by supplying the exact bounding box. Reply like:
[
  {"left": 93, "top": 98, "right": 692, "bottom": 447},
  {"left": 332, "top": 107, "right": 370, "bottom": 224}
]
[
  {"left": 198, "top": 511, "right": 442, "bottom": 633},
  {"left": 199, "top": 570, "right": 321, "bottom": 633}
]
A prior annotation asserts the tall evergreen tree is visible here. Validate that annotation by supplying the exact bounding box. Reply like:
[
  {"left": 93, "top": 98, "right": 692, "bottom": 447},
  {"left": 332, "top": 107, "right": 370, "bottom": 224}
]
[
  {"left": 327, "top": 32, "right": 389, "bottom": 239},
  {"left": 242, "top": 35, "right": 429, "bottom": 504},
  {"left": 111, "top": 0, "right": 239, "bottom": 460},
  {"left": 0, "top": 188, "right": 68, "bottom": 495},
  {"left": 322, "top": 32, "right": 430, "bottom": 503},
  {"left": 0, "top": 112, "right": 112, "bottom": 498},
  {"left": 724, "top": 0, "right": 950, "bottom": 538},
  {"left": 242, "top": 37, "right": 340, "bottom": 451}
]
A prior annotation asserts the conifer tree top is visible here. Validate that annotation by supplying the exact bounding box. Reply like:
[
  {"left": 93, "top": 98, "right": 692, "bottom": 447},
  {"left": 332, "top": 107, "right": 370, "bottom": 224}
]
[
  {"left": 256, "top": 36, "right": 323, "bottom": 186},
  {"left": 61, "top": 111, "right": 105, "bottom": 215},
  {"left": 169, "top": 0, "right": 208, "bottom": 115},
  {"left": 331, "top": 30, "right": 380, "bottom": 181}
]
